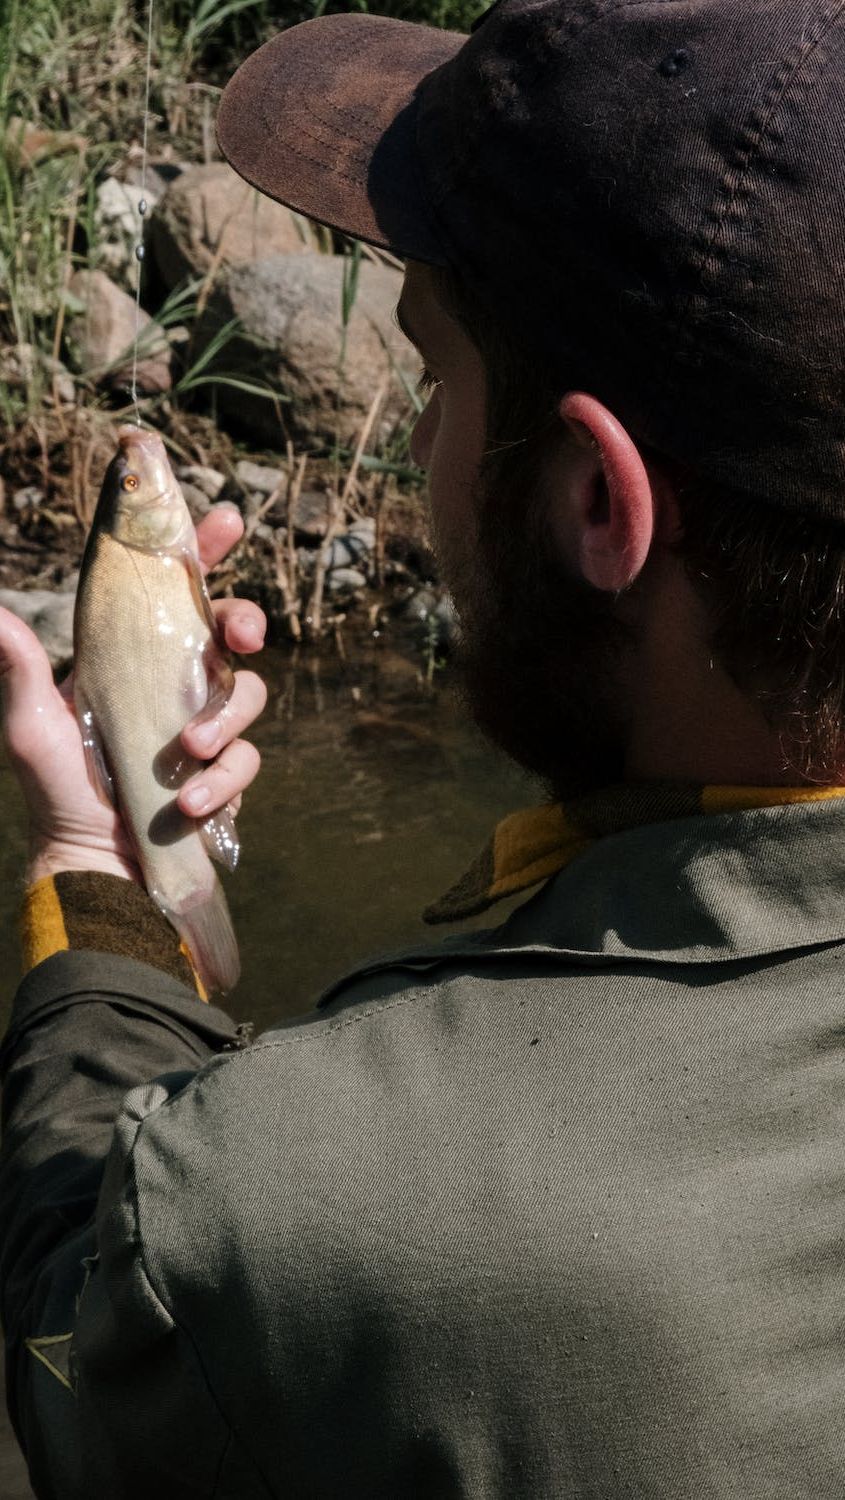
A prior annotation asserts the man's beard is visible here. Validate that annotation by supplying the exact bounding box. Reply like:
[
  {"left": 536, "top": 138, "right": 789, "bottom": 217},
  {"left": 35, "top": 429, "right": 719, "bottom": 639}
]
[{"left": 438, "top": 471, "right": 629, "bottom": 799}]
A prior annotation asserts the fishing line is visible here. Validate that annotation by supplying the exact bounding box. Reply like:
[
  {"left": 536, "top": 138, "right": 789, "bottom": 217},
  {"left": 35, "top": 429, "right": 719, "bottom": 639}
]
[{"left": 131, "top": 0, "right": 155, "bottom": 422}]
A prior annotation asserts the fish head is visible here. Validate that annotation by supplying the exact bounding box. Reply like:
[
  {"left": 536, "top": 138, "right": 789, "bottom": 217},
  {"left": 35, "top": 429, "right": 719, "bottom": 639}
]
[{"left": 95, "top": 425, "right": 195, "bottom": 553}]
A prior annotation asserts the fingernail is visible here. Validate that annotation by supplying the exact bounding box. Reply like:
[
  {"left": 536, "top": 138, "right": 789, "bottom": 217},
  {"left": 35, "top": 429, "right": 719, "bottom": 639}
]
[
  {"left": 183, "top": 784, "right": 210, "bottom": 813},
  {"left": 238, "top": 616, "right": 264, "bottom": 643},
  {"left": 190, "top": 718, "right": 219, "bottom": 750}
]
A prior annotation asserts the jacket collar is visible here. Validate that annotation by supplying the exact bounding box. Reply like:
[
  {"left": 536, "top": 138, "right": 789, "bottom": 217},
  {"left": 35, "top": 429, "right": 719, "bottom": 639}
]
[
  {"left": 320, "top": 793, "right": 845, "bottom": 1009},
  {"left": 492, "top": 797, "right": 845, "bottom": 964}
]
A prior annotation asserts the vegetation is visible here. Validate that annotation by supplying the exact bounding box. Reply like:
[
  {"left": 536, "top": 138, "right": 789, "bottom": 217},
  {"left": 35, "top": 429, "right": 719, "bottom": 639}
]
[{"left": 0, "top": 0, "right": 477, "bottom": 633}]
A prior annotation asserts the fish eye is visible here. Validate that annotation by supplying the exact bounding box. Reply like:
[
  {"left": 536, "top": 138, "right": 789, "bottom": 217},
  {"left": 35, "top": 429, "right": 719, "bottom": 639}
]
[{"left": 122, "top": 474, "right": 139, "bottom": 492}]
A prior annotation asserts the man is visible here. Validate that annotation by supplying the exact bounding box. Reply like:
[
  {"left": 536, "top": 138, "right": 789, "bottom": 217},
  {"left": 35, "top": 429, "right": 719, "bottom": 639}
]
[{"left": 4, "top": 0, "right": 845, "bottom": 1494}]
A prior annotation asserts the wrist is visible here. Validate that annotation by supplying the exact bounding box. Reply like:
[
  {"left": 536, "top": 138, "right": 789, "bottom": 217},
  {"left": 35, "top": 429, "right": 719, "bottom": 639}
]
[{"left": 26, "top": 842, "right": 142, "bottom": 888}]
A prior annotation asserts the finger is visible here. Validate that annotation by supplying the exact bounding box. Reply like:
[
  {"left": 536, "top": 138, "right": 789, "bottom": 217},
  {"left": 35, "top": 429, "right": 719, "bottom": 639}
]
[
  {"left": 181, "top": 670, "right": 267, "bottom": 758},
  {"left": 178, "top": 738, "right": 261, "bottom": 817},
  {"left": 196, "top": 502, "right": 244, "bottom": 574},
  {"left": 211, "top": 597, "right": 266, "bottom": 654},
  {"left": 0, "top": 608, "right": 65, "bottom": 761}
]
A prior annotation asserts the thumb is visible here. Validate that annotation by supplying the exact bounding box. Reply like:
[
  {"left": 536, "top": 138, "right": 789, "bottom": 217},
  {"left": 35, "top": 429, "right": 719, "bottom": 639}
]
[{"left": 0, "top": 606, "right": 64, "bottom": 763}]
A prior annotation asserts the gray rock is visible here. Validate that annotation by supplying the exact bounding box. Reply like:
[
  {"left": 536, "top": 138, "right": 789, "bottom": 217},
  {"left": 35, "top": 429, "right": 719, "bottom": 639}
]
[
  {"left": 150, "top": 163, "right": 316, "bottom": 289},
  {"left": 0, "top": 589, "right": 75, "bottom": 667},
  {"left": 94, "top": 177, "right": 159, "bottom": 292},
  {"left": 12, "top": 485, "right": 43, "bottom": 513},
  {"left": 0, "top": 344, "right": 74, "bottom": 403},
  {"left": 321, "top": 531, "right": 372, "bottom": 571},
  {"left": 432, "top": 593, "right": 458, "bottom": 647},
  {"left": 292, "top": 489, "right": 331, "bottom": 540},
  {"left": 180, "top": 482, "right": 213, "bottom": 518},
  {"left": 43, "top": 357, "right": 75, "bottom": 406},
  {"left": 402, "top": 588, "right": 458, "bottom": 647},
  {"left": 326, "top": 567, "right": 367, "bottom": 595},
  {"left": 347, "top": 517, "right": 376, "bottom": 546},
  {"left": 234, "top": 459, "right": 285, "bottom": 497},
  {"left": 197, "top": 255, "right": 417, "bottom": 447},
  {"left": 67, "top": 269, "right": 171, "bottom": 394},
  {"left": 402, "top": 586, "right": 439, "bottom": 623},
  {"left": 0, "top": 343, "right": 37, "bottom": 385},
  {"left": 176, "top": 464, "right": 225, "bottom": 501}
]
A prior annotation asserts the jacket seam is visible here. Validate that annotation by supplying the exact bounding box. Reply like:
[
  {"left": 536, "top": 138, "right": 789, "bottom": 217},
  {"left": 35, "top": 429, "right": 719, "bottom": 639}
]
[{"left": 126, "top": 1145, "right": 276, "bottom": 1500}]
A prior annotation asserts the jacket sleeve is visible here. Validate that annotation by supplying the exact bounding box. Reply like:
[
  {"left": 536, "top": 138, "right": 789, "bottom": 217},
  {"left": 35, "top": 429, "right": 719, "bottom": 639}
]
[{"left": 0, "top": 944, "right": 250, "bottom": 1499}]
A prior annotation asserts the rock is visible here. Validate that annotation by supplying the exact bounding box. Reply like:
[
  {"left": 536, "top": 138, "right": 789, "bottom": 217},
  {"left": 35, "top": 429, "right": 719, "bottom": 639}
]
[
  {"left": 42, "top": 356, "right": 75, "bottom": 405},
  {"left": 150, "top": 163, "right": 316, "bottom": 289},
  {"left": 94, "top": 177, "right": 159, "bottom": 292},
  {"left": 432, "top": 593, "right": 458, "bottom": 647},
  {"left": 233, "top": 459, "right": 285, "bottom": 497},
  {"left": 175, "top": 464, "right": 225, "bottom": 501},
  {"left": 0, "top": 344, "right": 74, "bottom": 402},
  {"left": 326, "top": 567, "right": 367, "bottom": 595},
  {"left": 197, "top": 255, "right": 417, "bottom": 447},
  {"left": 12, "top": 485, "right": 43, "bottom": 513},
  {"left": 0, "top": 343, "right": 37, "bottom": 385},
  {"left": 124, "top": 160, "right": 185, "bottom": 197},
  {"left": 179, "top": 482, "right": 213, "bottom": 518},
  {"left": 0, "top": 589, "right": 75, "bottom": 667},
  {"left": 292, "top": 490, "right": 331, "bottom": 541},
  {"left": 402, "top": 587, "right": 458, "bottom": 647},
  {"left": 5, "top": 116, "right": 87, "bottom": 170},
  {"left": 347, "top": 517, "right": 376, "bottom": 548},
  {"left": 403, "top": 586, "right": 438, "bottom": 623},
  {"left": 66, "top": 269, "right": 171, "bottom": 394},
  {"left": 321, "top": 530, "right": 372, "bottom": 571}
]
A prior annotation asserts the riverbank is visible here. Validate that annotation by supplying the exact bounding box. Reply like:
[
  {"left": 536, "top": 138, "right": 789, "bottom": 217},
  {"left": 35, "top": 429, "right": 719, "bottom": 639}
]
[{"left": 1, "top": 0, "right": 474, "bottom": 662}]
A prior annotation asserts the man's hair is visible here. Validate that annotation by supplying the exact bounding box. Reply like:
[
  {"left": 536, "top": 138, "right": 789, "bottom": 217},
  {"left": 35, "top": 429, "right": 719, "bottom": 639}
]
[{"left": 431, "top": 265, "right": 845, "bottom": 785}]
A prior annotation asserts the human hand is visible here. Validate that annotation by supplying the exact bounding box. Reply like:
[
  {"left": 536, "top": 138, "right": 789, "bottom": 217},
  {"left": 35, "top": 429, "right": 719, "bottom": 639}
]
[{"left": 0, "top": 504, "right": 267, "bottom": 887}]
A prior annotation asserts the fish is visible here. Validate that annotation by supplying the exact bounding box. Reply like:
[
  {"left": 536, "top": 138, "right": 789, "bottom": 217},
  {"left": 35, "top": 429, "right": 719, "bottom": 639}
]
[{"left": 73, "top": 423, "right": 240, "bottom": 995}]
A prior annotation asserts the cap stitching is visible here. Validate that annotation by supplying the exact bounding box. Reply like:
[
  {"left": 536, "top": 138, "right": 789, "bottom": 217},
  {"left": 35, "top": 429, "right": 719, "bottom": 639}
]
[
  {"left": 294, "top": 94, "right": 404, "bottom": 157},
  {"left": 645, "top": 0, "right": 845, "bottom": 440}
]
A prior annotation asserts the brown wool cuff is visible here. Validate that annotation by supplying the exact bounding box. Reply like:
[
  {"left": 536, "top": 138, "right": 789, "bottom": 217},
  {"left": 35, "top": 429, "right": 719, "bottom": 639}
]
[{"left": 20, "top": 873, "right": 207, "bottom": 1000}]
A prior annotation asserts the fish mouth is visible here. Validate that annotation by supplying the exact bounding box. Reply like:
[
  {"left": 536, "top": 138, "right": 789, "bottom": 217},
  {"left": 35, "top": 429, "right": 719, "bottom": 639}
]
[
  {"left": 135, "top": 489, "right": 170, "bottom": 512},
  {"left": 117, "top": 424, "right": 168, "bottom": 462}
]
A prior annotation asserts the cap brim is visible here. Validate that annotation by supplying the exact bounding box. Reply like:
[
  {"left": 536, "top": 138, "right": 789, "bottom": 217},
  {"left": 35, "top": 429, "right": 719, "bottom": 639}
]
[{"left": 216, "top": 14, "right": 465, "bottom": 266}]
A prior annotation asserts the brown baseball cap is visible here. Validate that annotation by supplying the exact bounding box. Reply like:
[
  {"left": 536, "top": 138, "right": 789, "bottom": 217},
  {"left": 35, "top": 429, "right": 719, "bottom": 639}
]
[{"left": 218, "top": 1, "right": 845, "bottom": 521}]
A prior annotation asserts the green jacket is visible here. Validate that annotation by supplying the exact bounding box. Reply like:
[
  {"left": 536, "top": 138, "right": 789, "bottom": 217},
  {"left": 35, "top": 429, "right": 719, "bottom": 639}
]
[{"left": 4, "top": 798, "right": 845, "bottom": 1497}]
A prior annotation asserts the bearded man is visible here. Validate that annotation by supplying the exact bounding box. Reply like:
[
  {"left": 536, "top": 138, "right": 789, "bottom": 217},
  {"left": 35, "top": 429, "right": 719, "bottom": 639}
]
[{"left": 3, "top": 1, "right": 845, "bottom": 1495}]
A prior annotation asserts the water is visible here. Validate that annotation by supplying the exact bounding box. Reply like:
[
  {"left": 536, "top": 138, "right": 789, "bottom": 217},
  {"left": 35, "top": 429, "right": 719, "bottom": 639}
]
[
  {"left": 0, "top": 639, "right": 536, "bottom": 1492},
  {"left": 0, "top": 639, "right": 535, "bottom": 1031}
]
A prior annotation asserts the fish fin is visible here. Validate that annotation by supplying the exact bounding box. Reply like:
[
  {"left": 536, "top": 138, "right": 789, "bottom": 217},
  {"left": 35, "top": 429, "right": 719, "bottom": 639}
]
[
  {"left": 182, "top": 547, "right": 223, "bottom": 643},
  {"left": 200, "top": 808, "right": 240, "bottom": 872},
  {"left": 165, "top": 877, "right": 240, "bottom": 996},
  {"left": 75, "top": 686, "right": 116, "bottom": 808}
]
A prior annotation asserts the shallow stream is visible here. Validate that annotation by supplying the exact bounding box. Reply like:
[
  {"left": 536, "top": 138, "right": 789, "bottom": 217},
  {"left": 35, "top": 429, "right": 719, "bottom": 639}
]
[{"left": 0, "top": 639, "right": 536, "bottom": 1033}]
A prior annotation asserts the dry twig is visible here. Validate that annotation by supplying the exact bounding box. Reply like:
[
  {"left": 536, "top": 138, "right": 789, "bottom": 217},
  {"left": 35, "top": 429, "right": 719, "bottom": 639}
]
[{"left": 306, "top": 377, "right": 388, "bottom": 641}]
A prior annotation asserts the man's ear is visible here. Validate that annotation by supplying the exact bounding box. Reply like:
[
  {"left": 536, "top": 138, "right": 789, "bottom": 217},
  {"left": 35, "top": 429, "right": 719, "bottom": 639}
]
[{"left": 557, "top": 392, "right": 656, "bottom": 591}]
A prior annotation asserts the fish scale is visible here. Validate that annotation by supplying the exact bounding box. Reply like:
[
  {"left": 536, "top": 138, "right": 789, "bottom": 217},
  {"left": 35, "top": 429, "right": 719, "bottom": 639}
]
[{"left": 74, "top": 425, "right": 240, "bottom": 995}]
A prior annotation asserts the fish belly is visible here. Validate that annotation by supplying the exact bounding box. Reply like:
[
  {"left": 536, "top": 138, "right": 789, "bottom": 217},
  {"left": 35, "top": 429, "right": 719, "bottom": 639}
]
[{"left": 75, "top": 533, "right": 218, "bottom": 912}]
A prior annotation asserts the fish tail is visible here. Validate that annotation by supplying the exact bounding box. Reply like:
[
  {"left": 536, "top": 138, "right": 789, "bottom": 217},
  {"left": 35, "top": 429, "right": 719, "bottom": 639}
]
[{"left": 165, "top": 877, "right": 240, "bottom": 996}]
